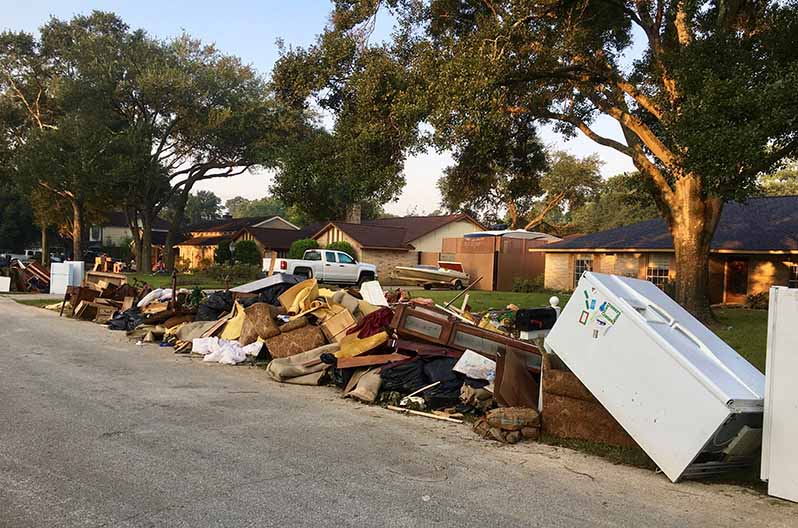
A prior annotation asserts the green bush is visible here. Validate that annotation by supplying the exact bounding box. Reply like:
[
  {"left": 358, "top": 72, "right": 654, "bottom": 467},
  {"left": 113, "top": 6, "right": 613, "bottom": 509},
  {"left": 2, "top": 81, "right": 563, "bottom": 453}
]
[
  {"left": 325, "top": 241, "right": 358, "bottom": 260},
  {"left": 512, "top": 275, "right": 544, "bottom": 292},
  {"left": 234, "top": 240, "right": 262, "bottom": 265},
  {"left": 288, "top": 238, "right": 320, "bottom": 259},
  {"left": 215, "top": 241, "right": 232, "bottom": 264}
]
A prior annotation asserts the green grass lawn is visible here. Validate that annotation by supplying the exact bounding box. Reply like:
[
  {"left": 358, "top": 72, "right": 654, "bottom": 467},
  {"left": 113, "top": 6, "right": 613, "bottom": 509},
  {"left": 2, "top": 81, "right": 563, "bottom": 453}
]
[
  {"left": 14, "top": 298, "right": 59, "bottom": 308},
  {"left": 418, "top": 289, "right": 568, "bottom": 312},
  {"left": 124, "top": 271, "right": 228, "bottom": 290}
]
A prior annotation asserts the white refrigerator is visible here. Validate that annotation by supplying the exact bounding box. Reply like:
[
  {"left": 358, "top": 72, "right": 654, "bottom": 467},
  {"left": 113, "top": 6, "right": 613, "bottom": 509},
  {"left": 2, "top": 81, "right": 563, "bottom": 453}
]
[
  {"left": 761, "top": 286, "right": 798, "bottom": 502},
  {"left": 544, "top": 272, "right": 765, "bottom": 482}
]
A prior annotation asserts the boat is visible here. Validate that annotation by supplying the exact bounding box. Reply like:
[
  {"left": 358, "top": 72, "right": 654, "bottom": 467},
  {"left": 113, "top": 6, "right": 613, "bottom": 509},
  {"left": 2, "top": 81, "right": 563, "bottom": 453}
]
[{"left": 391, "top": 261, "right": 470, "bottom": 290}]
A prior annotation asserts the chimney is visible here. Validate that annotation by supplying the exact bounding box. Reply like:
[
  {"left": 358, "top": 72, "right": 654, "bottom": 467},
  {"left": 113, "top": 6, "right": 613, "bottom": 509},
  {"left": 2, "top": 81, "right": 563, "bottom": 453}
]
[{"left": 345, "top": 204, "right": 362, "bottom": 224}]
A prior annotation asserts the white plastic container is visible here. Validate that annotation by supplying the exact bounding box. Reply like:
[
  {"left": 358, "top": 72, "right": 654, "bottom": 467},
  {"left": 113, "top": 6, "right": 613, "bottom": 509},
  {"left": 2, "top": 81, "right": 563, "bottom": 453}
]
[
  {"left": 761, "top": 286, "right": 798, "bottom": 502},
  {"left": 544, "top": 272, "right": 765, "bottom": 482}
]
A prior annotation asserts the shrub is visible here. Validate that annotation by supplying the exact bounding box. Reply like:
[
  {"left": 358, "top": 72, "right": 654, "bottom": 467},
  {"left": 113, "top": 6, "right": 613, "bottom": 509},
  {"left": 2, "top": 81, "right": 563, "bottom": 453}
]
[
  {"left": 512, "top": 275, "right": 544, "bottom": 292},
  {"left": 745, "top": 291, "right": 769, "bottom": 310},
  {"left": 325, "top": 241, "right": 358, "bottom": 261},
  {"left": 215, "top": 242, "right": 232, "bottom": 264},
  {"left": 234, "top": 240, "right": 262, "bottom": 265},
  {"left": 288, "top": 238, "right": 320, "bottom": 259}
]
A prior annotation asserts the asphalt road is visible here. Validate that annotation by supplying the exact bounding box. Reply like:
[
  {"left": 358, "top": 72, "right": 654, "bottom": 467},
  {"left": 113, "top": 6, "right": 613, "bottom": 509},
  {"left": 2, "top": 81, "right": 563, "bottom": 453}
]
[{"left": 0, "top": 296, "right": 794, "bottom": 528}]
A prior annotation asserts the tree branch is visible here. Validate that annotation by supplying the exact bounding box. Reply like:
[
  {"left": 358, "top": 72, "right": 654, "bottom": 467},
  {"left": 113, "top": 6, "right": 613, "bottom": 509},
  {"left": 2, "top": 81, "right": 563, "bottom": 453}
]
[{"left": 538, "top": 110, "right": 632, "bottom": 156}]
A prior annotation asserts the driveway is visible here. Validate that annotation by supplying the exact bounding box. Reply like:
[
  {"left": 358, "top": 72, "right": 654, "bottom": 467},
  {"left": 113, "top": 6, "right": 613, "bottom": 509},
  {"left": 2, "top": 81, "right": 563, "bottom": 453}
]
[{"left": 0, "top": 297, "right": 793, "bottom": 527}]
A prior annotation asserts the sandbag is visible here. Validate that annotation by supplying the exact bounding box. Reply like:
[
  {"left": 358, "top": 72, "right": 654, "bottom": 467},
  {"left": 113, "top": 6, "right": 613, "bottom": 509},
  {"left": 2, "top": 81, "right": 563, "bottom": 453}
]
[
  {"left": 344, "top": 368, "right": 382, "bottom": 403},
  {"left": 175, "top": 320, "right": 218, "bottom": 342}
]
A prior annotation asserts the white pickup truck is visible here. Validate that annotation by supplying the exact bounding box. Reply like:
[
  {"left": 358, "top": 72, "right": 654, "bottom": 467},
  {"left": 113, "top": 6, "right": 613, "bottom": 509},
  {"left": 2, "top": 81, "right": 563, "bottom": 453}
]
[{"left": 267, "top": 249, "right": 378, "bottom": 286}]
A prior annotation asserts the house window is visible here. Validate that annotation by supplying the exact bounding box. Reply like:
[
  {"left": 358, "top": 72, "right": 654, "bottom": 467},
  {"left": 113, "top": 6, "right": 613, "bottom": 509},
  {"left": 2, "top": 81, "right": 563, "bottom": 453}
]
[
  {"left": 647, "top": 254, "right": 671, "bottom": 288},
  {"left": 89, "top": 226, "right": 102, "bottom": 242},
  {"left": 574, "top": 255, "right": 593, "bottom": 287},
  {"left": 789, "top": 262, "right": 798, "bottom": 288}
]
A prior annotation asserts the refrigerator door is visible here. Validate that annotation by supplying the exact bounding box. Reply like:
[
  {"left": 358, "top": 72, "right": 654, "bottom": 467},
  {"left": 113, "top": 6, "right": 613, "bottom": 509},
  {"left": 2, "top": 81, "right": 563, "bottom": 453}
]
[
  {"left": 65, "top": 261, "right": 85, "bottom": 286},
  {"left": 545, "top": 272, "right": 765, "bottom": 482},
  {"left": 49, "top": 263, "right": 70, "bottom": 295},
  {"left": 761, "top": 287, "right": 798, "bottom": 502}
]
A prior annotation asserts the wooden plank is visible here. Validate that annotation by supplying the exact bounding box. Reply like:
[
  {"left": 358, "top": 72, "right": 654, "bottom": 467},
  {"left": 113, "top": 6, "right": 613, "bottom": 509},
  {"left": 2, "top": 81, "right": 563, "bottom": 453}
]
[
  {"left": 386, "top": 406, "right": 464, "bottom": 424},
  {"left": 267, "top": 251, "right": 277, "bottom": 277},
  {"left": 336, "top": 353, "right": 410, "bottom": 369},
  {"left": 121, "top": 296, "right": 135, "bottom": 312}
]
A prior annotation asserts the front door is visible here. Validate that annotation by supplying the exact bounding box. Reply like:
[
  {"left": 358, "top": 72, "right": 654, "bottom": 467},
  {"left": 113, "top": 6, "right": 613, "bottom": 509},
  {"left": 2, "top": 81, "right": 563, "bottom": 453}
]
[{"left": 725, "top": 259, "right": 749, "bottom": 304}]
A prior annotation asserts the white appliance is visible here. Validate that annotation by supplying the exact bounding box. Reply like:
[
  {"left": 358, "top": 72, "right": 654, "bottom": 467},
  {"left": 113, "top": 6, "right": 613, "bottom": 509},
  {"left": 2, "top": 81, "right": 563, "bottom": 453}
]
[
  {"left": 544, "top": 272, "right": 765, "bottom": 482},
  {"left": 761, "top": 286, "right": 798, "bottom": 502},
  {"left": 65, "top": 260, "right": 85, "bottom": 287},
  {"left": 0, "top": 276, "right": 10, "bottom": 293},
  {"left": 49, "top": 263, "right": 71, "bottom": 295},
  {"left": 49, "top": 261, "right": 85, "bottom": 295}
]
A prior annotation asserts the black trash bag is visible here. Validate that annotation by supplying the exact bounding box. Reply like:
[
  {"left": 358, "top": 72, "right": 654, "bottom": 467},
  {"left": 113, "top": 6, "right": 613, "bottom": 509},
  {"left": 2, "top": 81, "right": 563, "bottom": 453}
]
[
  {"left": 107, "top": 308, "right": 144, "bottom": 332},
  {"left": 380, "top": 360, "right": 427, "bottom": 394},
  {"left": 329, "top": 367, "right": 353, "bottom": 388},
  {"left": 422, "top": 357, "right": 464, "bottom": 409},
  {"left": 196, "top": 291, "right": 234, "bottom": 321}
]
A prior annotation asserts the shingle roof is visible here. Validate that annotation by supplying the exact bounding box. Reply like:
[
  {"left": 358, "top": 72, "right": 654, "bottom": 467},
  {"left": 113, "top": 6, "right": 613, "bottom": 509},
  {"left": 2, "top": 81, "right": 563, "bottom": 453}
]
[
  {"left": 187, "top": 216, "right": 274, "bottom": 234},
  {"left": 545, "top": 196, "right": 798, "bottom": 252},
  {"left": 362, "top": 214, "right": 484, "bottom": 244},
  {"left": 325, "top": 222, "right": 412, "bottom": 250},
  {"left": 176, "top": 235, "right": 231, "bottom": 247},
  {"left": 234, "top": 227, "right": 311, "bottom": 250},
  {"left": 101, "top": 212, "right": 170, "bottom": 231}
]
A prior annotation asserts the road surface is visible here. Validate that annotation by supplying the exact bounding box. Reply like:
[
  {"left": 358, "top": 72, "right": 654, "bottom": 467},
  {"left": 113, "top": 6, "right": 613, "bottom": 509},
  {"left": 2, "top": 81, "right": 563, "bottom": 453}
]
[{"left": 0, "top": 296, "right": 794, "bottom": 527}]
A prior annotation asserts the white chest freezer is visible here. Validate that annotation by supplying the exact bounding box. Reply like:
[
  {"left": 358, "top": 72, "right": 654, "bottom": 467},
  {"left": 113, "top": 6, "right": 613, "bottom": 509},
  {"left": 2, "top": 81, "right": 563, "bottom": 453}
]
[
  {"left": 761, "top": 286, "right": 798, "bottom": 502},
  {"left": 544, "top": 272, "right": 765, "bottom": 482}
]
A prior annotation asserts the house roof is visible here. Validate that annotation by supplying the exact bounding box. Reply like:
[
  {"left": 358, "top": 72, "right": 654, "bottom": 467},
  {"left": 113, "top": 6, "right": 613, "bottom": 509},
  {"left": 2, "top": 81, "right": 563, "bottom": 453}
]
[
  {"left": 315, "top": 222, "right": 413, "bottom": 250},
  {"left": 361, "top": 214, "right": 485, "bottom": 244},
  {"left": 187, "top": 216, "right": 298, "bottom": 234},
  {"left": 175, "top": 235, "right": 231, "bottom": 247},
  {"left": 312, "top": 214, "right": 485, "bottom": 250},
  {"left": 101, "top": 212, "right": 170, "bottom": 231},
  {"left": 543, "top": 196, "right": 798, "bottom": 253},
  {"left": 233, "top": 227, "right": 311, "bottom": 250}
]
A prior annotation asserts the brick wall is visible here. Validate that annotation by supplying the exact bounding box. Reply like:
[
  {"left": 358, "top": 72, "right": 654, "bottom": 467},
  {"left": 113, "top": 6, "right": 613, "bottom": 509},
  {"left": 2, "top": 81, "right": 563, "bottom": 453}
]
[
  {"left": 613, "top": 254, "right": 643, "bottom": 278},
  {"left": 544, "top": 253, "right": 571, "bottom": 290},
  {"left": 360, "top": 249, "right": 417, "bottom": 285}
]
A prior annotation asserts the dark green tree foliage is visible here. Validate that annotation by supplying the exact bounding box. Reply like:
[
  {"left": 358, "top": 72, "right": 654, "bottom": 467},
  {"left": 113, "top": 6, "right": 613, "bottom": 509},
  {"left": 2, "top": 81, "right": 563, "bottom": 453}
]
[
  {"left": 226, "top": 195, "right": 290, "bottom": 219},
  {"left": 288, "top": 238, "right": 320, "bottom": 259},
  {"left": 0, "top": 179, "right": 37, "bottom": 252},
  {"left": 570, "top": 172, "right": 659, "bottom": 234},
  {"left": 438, "top": 117, "right": 547, "bottom": 227},
  {"left": 233, "top": 240, "right": 261, "bottom": 265},
  {"left": 184, "top": 191, "right": 222, "bottom": 225},
  {"left": 302, "top": 0, "right": 798, "bottom": 319},
  {"left": 215, "top": 242, "right": 232, "bottom": 265},
  {"left": 271, "top": 28, "right": 425, "bottom": 221},
  {"left": 325, "top": 241, "right": 358, "bottom": 261}
]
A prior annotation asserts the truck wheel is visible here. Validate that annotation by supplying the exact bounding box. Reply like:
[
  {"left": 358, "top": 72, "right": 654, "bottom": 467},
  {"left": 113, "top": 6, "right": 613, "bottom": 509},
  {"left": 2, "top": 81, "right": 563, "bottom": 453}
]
[
  {"left": 295, "top": 268, "right": 312, "bottom": 279},
  {"left": 423, "top": 283, "right": 432, "bottom": 290},
  {"left": 452, "top": 280, "right": 464, "bottom": 290},
  {"left": 357, "top": 272, "right": 375, "bottom": 286}
]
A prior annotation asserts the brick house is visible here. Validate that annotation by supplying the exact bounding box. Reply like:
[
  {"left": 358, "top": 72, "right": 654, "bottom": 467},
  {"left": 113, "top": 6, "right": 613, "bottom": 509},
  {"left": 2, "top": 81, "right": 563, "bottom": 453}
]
[
  {"left": 176, "top": 215, "right": 301, "bottom": 269},
  {"left": 311, "top": 214, "right": 485, "bottom": 282},
  {"left": 535, "top": 196, "right": 798, "bottom": 304}
]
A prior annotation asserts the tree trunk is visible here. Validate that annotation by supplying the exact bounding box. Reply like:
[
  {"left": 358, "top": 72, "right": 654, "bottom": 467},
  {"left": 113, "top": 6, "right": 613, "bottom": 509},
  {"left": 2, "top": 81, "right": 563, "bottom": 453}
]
[
  {"left": 141, "top": 214, "right": 153, "bottom": 273},
  {"left": 667, "top": 176, "right": 723, "bottom": 322},
  {"left": 71, "top": 199, "right": 84, "bottom": 261},
  {"left": 125, "top": 206, "right": 144, "bottom": 271},
  {"left": 164, "top": 186, "right": 191, "bottom": 272},
  {"left": 507, "top": 200, "right": 518, "bottom": 229},
  {"left": 40, "top": 225, "right": 49, "bottom": 267}
]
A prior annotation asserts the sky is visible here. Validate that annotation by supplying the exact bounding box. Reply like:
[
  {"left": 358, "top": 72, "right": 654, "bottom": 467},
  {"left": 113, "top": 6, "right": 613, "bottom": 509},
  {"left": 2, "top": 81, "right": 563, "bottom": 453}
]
[{"left": 3, "top": 0, "right": 635, "bottom": 215}]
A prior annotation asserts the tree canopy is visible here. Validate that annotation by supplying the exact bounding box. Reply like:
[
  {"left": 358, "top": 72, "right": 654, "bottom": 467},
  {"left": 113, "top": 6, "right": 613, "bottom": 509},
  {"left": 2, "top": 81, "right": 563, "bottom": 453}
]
[{"left": 288, "top": 0, "right": 798, "bottom": 319}]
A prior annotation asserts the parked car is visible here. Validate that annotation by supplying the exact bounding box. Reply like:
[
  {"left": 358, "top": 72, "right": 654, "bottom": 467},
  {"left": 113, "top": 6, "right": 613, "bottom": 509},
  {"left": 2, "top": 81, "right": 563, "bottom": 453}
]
[{"left": 271, "top": 249, "right": 377, "bottom": 286}]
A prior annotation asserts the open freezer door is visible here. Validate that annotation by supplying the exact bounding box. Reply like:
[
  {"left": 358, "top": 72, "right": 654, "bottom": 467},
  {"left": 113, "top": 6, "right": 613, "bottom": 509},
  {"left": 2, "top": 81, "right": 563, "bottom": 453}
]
[{"left": 544, "top": 272, "right": 765, "bottom": 482}]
